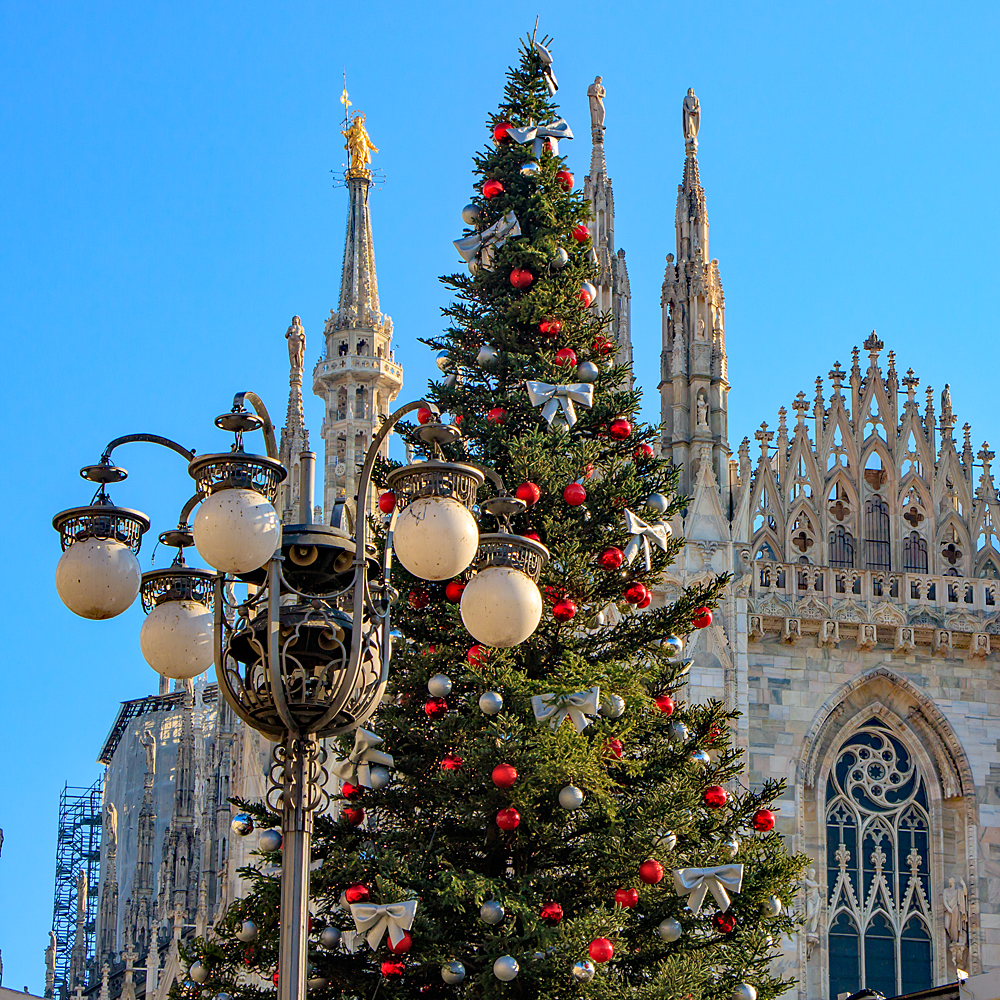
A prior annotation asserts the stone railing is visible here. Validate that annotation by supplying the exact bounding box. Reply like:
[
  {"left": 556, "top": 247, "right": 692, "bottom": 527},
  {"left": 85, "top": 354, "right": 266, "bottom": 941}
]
[{"left": 314, "top": 356, "right": 403, "bottom": 381}]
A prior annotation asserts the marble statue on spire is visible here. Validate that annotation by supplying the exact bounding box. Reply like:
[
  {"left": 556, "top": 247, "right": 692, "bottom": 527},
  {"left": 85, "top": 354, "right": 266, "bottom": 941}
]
[
  {"left": 286, "top": 315, "right": 305, "bottom": 372},
  {"left": 587, "top": 76, "right": 606, "bottom": 130},
  {"left": 683, "top": 87, "right": 701, "bottom": 141}
]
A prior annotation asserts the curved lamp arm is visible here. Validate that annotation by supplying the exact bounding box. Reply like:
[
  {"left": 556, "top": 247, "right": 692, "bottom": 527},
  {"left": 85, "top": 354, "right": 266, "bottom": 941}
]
[
  {"left": 100, "top": 433, "right": 195, "bottom": 464},
  {"left": 232, "top": 391, "right": 279, "bottom": 460}
]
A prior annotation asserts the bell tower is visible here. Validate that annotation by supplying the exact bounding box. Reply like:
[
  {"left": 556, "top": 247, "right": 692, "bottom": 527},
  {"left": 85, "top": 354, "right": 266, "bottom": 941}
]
[{"left": 659, "top": 89, "right": 731, "bottom": 509}]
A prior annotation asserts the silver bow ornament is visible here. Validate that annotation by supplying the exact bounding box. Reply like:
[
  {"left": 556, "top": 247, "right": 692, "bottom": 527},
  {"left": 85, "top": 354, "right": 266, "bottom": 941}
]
[
  {"left": 531, "top": 687, "right": 601, "bottom": 733},
  {"left": 349, "top": 900, "right": 419, "bottom": 950},
  {"left": 672, "top": 864, "right": 744, "bottom": 914},
  {"left": 331, "top": 729, "right": 394, "bottom": 788},
  {"left": 623, "top": 509, "right": 671, "bottom": 571},
  {"left": 506, "top": 118, "right": 573, "bottom": 157},
  {"left": 526, "top": 381, "right": 594, "bottom": 429},
  {"left": 532, "top": 39, "right": 558, "bottom": 94},
  {"left": 453, "top": 211, "right": 521, "bottom": 270}
]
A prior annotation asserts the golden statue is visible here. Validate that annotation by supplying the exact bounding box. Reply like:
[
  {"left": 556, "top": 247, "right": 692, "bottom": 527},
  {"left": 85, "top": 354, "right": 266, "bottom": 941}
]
[{"left": 342, "top": 111, "right": 378, "bottom": 178}]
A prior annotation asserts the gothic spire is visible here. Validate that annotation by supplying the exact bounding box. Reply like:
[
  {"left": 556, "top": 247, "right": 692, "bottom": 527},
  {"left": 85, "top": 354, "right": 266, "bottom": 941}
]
[{"left": 279, "top": 315, "right": 311, "bottom": 523}]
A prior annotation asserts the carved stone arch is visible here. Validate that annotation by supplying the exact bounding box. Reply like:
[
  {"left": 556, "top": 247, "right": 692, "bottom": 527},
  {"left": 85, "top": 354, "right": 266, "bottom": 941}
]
[
  {"left": 936, "top": 512, "right": 973, "bottom": 576},
  {"left": 858, "top": 374, "right": 896, "bottom": 445},
  {"left": 861, "top": 440, "right": 895, "bottom": 491},
  {"left": 973, "top": 545, "right": 1000, "bottom": 580},
  {"left": 934, "top": 449, "right": 972, "bottom": 517},
  {"left": 795, "top": 666, "right": 981, "bottom": 994},
  {"left": 823, "top": 405, "right": 860, "bottom": 473},
  {"left": 785, "top": 434, "right": 823, "bottom": 502},
  {"left": 898, "top": 470, "right": 933, "bottom": 512},
  {"left": 787, "top": 499, "right": 820, "bottom": 561},
  {"left": 752, "top": 528, "right": 785, "bottom": 565},
  {"left": 750, "top": 465, "right": 784, "bottom": 540}
]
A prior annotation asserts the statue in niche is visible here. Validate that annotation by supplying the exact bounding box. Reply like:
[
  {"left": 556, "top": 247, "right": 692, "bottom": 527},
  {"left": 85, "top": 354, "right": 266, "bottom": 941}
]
[
  {"left": 286, "top": 316, "right": 305, "bottom": 372},
  {"left": 682, "top": 87, "right": 701, "bottom": 141},
  {"left": 587, "top": 76, "right": 606, "bottom": 129},
  {"left": 802, "top": 866, "right": 821, "bottom": 939},
  {"left": 696, "top": 317, "right": 706, "bottom": 341},
  {"left": 696, "top": 393, "right": 709, "bottom": 430},
  {"left": 944, "top": 876, "right": 969, "bottom": 960}
]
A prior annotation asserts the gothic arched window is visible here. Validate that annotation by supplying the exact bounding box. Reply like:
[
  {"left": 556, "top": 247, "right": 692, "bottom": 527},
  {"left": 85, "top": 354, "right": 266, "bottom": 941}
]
[
  {"left": 903, "top": 531, "right": 928, "bottom": 574},
  {"left": 865, "top": 495, "right": 892, "bottom": 571},
  {"left": 829, "top": 526, "right": 856, "bottom": 569},
  {"left": 826, "top": 722, "right": 933, "bottom": 999}
]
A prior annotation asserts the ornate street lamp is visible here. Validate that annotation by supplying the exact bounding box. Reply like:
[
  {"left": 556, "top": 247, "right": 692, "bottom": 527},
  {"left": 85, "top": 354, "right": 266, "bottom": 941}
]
[{"left": 52, "top": 391, "right": 541, "bottom": 1000}]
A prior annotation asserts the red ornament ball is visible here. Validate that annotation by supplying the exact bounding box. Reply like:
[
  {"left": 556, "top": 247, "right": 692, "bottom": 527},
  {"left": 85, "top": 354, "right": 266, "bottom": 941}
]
[
  {"left": 492, "top": 763, "right": 518, "bottom": 788},
  {"left": 378, "top": 491, "right": 397, "bottom": 513},
  {"left": 638, "top": 858, "right": 664, "bottom": 884},
  {"left": 655, "top": 694, "right": 675, "bottom": 716},
  {"left": 571, "top": 223, "right": 590, "bottom": 242},
  {"left": 487, "top": 407, "right": 507, "bottom": 424},
  {"left": 554, "top": 347, "right": 577, "bottom": 367},
  {"left": 492, "top": 122, "right": 512, "bottom": 143},
  {"left": 703, "top": 785, "right": 728, "bottom": 809},
  {"left": 444, "top": 580, "right": 465, "bottom": 603},
  {"left": 345, "top": 883, "right": 370, "bottom": 904},
  {"left": 752, "top": 808, "right": 776, "bottom": 832},
  {"left": 552, "top": 598, "right": 577, "bottom": 622},
  {"left": 634, "top": 443, "right": 655, "bottom": 460},
  {"left": 424, "top": 697, "right": 448, "bottom": 718},
  {"left": 509, "top": 267, "right": 534, "bottom": 290},
  {"left": 387, "top": 931, "right": 412, "bottom": 955},
  {"left": 609, "top": 418, "right": 633, "bottom": 440},
  {"left": 522, "top": 531, "right": 541, "bottom": 541},
  {"left": 713, "top": 912, "right": 736, "bottom": 935},
  {"left": 614, "top": 888, "right": 639, "bottom": 909},
  {"left": 539, "top": 901, "right": 563, "bottom": 925},
  {"left": 441, "top": 754, "right": 464, "bottom": 771},
  {"left": 380, "top": 959, "right": 405, "bottom": 978},
  {"left": 578, "top": 285, "right": 594, "bottom": 307},
  {"left": 483, "top": 179, "right": 504, "bottom": 199},
  {"left": 589, "top": 938, "right": 614, "bottom": 963},
  {"left": 342, "top": 806, "right": 365, "bottom": 826},
  {"left": 416, "top": 406, "right": 433, "bottom": 425},
  {"left": 467, "top": 645, "right": 487, "bottom": 666},
  {"left": 496, "top": 807, "right": 521, "bottom": 831},
  {"left": 636, "top": 592, "right": 652, "bottom": 610},
  {"left": 409, "top": 589, "right": 430, "bottom": 610},
  {"left": 606, "top": 738, "right": 624, "bottom": 759},
  {"left": 624, "top": 582, "right": 648, "bottom": 605},
  {"left": 539, "top": 318, "right": 562, "bottom": 337},
  {"left": 556, "top": 169, "right": 574, "bottom": 191},
  {"left": 272, "top": 970, "right": 279, "bottom": 985},
  {"left": 592, "top": 335, "right": 613, "bottom": 356},
  {"left": 598, "top": 546, "right": 625, "bottom": 570},
  {"left": 341, "top": 782, "right": 363, "bottom": 800},
  {"left": 693, "top": 607, "right": 713, "bottom": 628},
  {"left": 516, "top": 481, "right": 541, "bottom": 506},
  {"left": 564, "top": 483, "right": 587, "bottom": 506}
]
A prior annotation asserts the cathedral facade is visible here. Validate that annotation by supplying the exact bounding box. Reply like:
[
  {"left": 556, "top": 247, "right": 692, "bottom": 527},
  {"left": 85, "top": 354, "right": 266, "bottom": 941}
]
[{"left": 53, "top": 80, "right": 1000, "bottom": 1000}]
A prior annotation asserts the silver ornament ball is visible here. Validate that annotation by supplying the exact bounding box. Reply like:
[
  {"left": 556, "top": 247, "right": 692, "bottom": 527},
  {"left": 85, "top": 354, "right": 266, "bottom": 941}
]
[
  {"left": 320, "top": 926, "right": 341, "bottom": 949},
  {"left": 576, "top": 360, "right": 600, "bottom": 383},
  {"left": 427, "top": 673, "right": 453, "bottom": 697},
  {"left": 549, "top": 247, "right": 569, "bottom": 270},
  {"left": 559, "top": 784, "right": 585, "bottom": 810},
  {"left": 462, "top": 203, "right": 480, "bottom": 226},
  {"left": 216, "top": 993, "right": 232, "bottom": 1000},
  {"left": 658, "top": 917, "right": 682, "bottom": 943},
  {"left": 657, "top": 829, "right": 678, "bottom": 851},
  {"left": 479, "top": 690, "right": 504, "bottom": 715},
  {"left": 307, "top": 972, "right": 328, "bottom": 991},
  {"left": 436, "top": 351, "right": 452, "bottom": 372},
  {"left": 519, "top": 160, "right": 541, "bottom": 178},
  {"left": 763, "top": 895, "right": 783, "bottom": 917},
  {"left": 480, "top": 900, "right": 505, "bottom": 925},
  {"left": 258, "top": 828, "right": 282, "bottom": 852},
  {"left": 189, "top": 962, "right": 209, "bottom": 984},
  {"left": 571, "top": 960, "right": 596, "bottom": 983},
  {"left": 441, "top": 961, "right": 466, "bottom": 984},
  {"left": 476, "top": 345, "right": 498, "bottom": 369},
  {"left": 493, "top": 956, "right": 519, "bottom": 982},
  {"left": 669, "top": 721, "right": 690, "bottom": 743},
  {"left": 443, "top": 373, "right": 459, "bottom": 389},
  {"left": 600, "top": 693, "right": 626, "bottom": 719},
  {"left": 368, "top": 765, "right": 391, "bottom": 790},
  {"left": 662, "top": 634, "right": 684, "bottom": 658},
  {"left": 236, "top": 920, "right": 258, "bottom": 943},
  {"left": 722, "top": 835, "right": 740, "bottom": 858},
  {"left": 690, "top": 749, "right": 712, "bottom": 767},
  {"left": 231, "top": 812, "right": 254, "bottom": 836},
  {"left": 646, "top": 493, "right": 669, "bottom": 514},
  {"left": 733, "top": 985, "right": 758, "bottom": 1000}
]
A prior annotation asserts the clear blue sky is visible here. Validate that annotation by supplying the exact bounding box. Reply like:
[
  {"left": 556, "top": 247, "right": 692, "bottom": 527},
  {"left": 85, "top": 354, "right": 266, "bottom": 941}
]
[{"left": 2, "top": 0, "right": 998, "bottom": 991}]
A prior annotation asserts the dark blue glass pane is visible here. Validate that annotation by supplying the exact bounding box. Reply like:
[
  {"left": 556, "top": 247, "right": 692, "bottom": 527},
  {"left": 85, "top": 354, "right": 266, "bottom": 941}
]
[
  {"left": 901, "top": 917, "right": 932, "bottom": 994},
  {"left": 829, "top": 912, "right": 861, "bottom": 1000},
  {"left": 864, "top": 912, "right": 896, "bottom": 996}
]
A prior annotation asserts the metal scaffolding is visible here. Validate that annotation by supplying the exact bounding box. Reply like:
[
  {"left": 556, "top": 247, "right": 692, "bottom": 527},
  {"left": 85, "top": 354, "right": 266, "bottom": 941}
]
[{"left": 50, "top": 779, "right": 103, "bottom": 1000}]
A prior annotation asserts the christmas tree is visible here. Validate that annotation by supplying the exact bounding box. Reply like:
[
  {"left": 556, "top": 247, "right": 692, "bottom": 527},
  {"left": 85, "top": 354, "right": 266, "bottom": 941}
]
[{"left": 183, "top": 34, "right": 805, "bottom": 1000}]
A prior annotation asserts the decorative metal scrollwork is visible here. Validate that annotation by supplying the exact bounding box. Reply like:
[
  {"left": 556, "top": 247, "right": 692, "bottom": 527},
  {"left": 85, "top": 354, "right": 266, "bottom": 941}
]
[
  {"left": 53, "top": 504, "right": 149, "bottom": 554},
  {"left": 266, "top": 739, "right": 330, "bottom": 816},
  {"left": 140, "top": 566, "right": 215, "bottom": 613},
  {"left": 385, "top": 460, "right": 484, "bottom": 512},
  {"left": 473, "top": 533, "right": 549, "bottom": 582},
  {"left": 188, "top": 452, "right": 286, "bottom": 502}
]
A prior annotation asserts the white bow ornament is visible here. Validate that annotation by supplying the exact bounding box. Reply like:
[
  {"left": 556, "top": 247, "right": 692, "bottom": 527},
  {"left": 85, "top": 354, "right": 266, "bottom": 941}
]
[
  {"left": 349, "top": 900, "right": 419, "bottom": 950},
  {"left": 506, "top": 117, "right": 573, "bottom": 157},
  {"left": 531, "top": 687, "right": 601, "bottom": 733},
  {"left": 330, "top": 729, "right": 394, "bottom": 788},
  {"left": 525, "top": 381, "right": 594, "bottom": 429},
  {"left": 623, "top": 509, "right": 671, "bottom": 571},
  {"left": 672, "top": 864, "right": 744, "bottom": 914},
  {"left": 453, "top": 211, "right": 521, "bottom": 270},
  {"left": 532, "top": 39, "right": 559, "bottom": 95}
]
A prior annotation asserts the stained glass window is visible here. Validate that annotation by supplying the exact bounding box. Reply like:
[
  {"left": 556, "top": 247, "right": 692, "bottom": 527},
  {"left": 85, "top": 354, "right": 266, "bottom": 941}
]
[{"left": 826, "top": 721, "right": 933, "bottom": 997}]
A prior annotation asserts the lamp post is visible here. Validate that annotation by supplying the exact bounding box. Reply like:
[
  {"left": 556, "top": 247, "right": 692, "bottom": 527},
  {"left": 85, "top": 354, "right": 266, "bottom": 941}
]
[{"left": 52, "top": 391, "right": 547, "bottom": 1000}]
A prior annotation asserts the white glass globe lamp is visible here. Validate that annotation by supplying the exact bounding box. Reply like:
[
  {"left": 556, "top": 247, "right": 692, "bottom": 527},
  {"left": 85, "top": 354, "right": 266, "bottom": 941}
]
[{"left": 192, "top": 488, "right": 279, "bottom": 574}]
